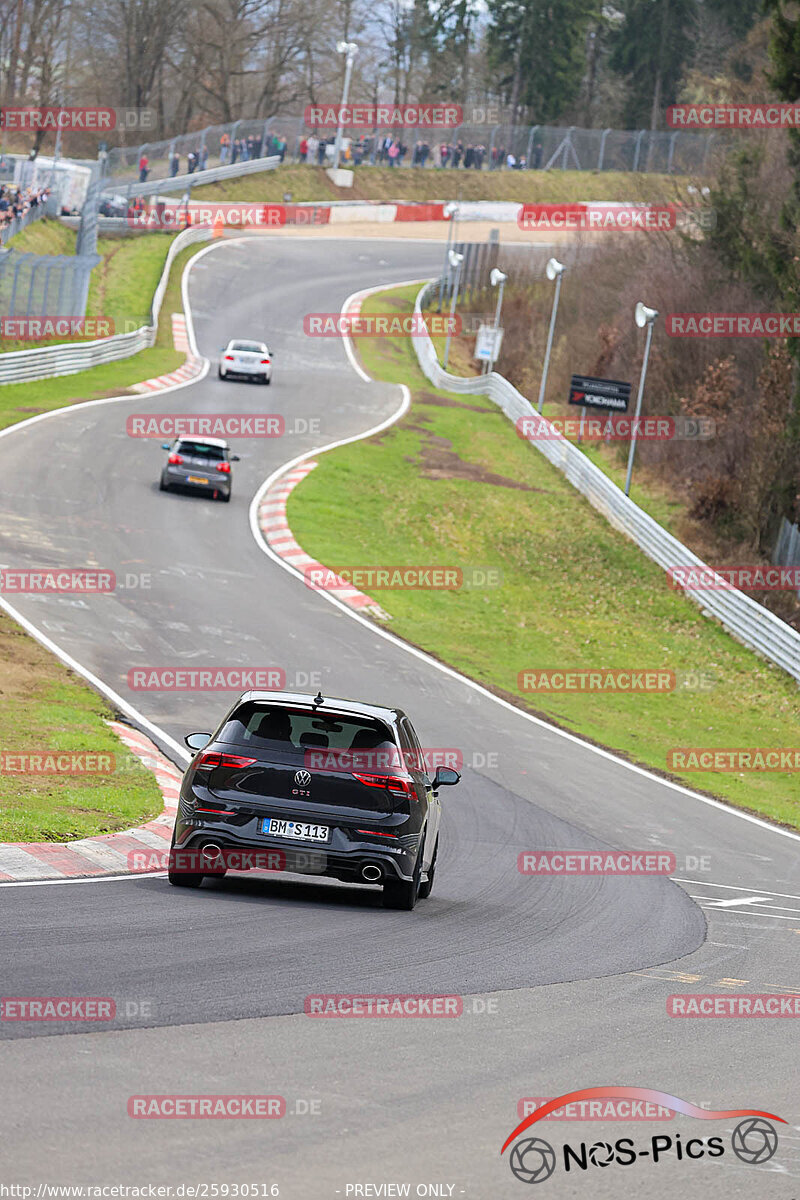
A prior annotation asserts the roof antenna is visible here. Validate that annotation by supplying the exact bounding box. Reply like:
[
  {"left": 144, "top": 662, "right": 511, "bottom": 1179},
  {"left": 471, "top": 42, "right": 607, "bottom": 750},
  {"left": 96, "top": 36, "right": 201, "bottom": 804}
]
[{"left": 312, "top": 691, "right": 324, "bottom": 708}]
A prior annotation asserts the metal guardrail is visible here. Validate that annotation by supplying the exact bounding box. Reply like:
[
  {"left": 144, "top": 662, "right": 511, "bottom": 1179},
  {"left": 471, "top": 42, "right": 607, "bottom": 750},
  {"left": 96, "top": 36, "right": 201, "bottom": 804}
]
[
  {"left": 413, "top": 280, "right": 800, "bottom": 685},
  {"left": 112, "top": 155, "right": 282, "bottom": 200},
  {"left": 0, "top": 225, "right": 211, "bottom": 385}
]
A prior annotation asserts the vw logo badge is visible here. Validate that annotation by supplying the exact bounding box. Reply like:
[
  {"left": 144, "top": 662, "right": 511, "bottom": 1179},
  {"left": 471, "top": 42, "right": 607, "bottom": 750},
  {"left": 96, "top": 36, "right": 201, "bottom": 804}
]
[{"left": 294, "top": 769, "right": 311, "bottom": 787}]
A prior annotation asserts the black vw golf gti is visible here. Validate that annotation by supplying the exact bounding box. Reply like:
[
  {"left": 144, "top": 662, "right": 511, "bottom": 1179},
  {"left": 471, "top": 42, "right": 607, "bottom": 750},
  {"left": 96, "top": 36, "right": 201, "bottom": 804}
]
[{"left": 169, "top": 690, "right": 459, "bottom": 909}]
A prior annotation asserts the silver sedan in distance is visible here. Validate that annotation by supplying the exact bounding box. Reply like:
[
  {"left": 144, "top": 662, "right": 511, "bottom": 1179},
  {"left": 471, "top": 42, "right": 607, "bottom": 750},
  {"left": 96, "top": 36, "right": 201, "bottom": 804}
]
[{"left": 218, "top": 339, "right": 272, "bottom": 384}]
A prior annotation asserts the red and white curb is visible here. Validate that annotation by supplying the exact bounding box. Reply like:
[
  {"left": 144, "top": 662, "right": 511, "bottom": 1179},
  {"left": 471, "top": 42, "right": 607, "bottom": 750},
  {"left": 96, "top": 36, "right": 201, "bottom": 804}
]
[
  {"left": 131, "top": 313, "right": 203, "bottom": 393},
  {"left": 0, "top": 722, "right": 182, "bottom": 882},
  {"left": 257, "top": 461, "right": 391, "bottom": 620}
]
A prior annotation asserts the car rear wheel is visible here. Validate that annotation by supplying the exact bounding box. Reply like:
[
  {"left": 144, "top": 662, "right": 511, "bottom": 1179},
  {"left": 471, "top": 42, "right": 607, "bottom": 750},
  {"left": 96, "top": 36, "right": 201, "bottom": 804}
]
[
  {"left": 219, "top": 491, "right": 231, "bottom": 503},
  {"left": 159, "top": 475, "right": 169, "bottom": 492},
  {"left": 418, "top": 839, "right": 438, "bottom": 900},
  {"left": 383, "top": 853, "right": 421, "bottom": 910},
  {"left": 168, "top": 870, "right": 204, "bottom": 888},
  {"left": 263, "top": 375, "right": 271, "bottom": 385},
  {"left": 218, "top": 368, "right": 226, "bottom": 379}
]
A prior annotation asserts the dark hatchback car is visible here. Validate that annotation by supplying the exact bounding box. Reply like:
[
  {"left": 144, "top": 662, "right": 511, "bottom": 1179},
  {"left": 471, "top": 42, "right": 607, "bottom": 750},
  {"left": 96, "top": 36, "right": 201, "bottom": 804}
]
[
  {"left": 159, "top": 436, "right": 240, "bottom": 502},
  {"left": 170, "top": 690, "right": 460, "bottom": 909}
]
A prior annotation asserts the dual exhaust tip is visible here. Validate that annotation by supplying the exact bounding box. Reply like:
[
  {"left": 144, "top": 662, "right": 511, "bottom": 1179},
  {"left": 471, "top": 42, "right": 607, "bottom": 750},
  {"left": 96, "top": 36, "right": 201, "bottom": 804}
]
[{"left": 203, "top": 843, "right": 383, "bottom": 883}]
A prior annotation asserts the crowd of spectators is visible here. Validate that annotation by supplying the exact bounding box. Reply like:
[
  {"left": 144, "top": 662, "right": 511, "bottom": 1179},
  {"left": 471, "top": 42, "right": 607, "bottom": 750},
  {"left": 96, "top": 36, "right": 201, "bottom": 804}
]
[
  {"left": 0, "top": 181, "right": 50, "bottom": 234},
  {"left": 126, "top": 127, "right": 546, "bottom": 186}
]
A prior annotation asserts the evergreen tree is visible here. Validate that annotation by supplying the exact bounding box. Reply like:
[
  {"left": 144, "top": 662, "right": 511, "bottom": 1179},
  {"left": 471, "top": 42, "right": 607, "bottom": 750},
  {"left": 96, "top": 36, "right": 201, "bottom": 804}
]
[
  {"left": 610, "top": 0, "right": 697, "bottom": 128},
  {"left": 486, "top": 0, "right": 600, "bottom": 124}
]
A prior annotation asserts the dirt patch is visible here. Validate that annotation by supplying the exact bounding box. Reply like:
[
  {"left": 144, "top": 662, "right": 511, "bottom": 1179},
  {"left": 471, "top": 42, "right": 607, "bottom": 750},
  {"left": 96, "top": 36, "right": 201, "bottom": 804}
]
[
  {"left": 417, "top": 391, "right": 498, "bottom": 414},
  {"left": 416, "top": 431, "right": 547, "bottom": 492}
]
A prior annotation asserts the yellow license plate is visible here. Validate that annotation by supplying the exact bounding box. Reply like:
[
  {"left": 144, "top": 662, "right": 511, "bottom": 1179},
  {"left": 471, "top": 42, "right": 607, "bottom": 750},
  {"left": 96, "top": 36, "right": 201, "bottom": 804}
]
[{"left": 187, "top": 475, "right": 208, "bottom": 484}]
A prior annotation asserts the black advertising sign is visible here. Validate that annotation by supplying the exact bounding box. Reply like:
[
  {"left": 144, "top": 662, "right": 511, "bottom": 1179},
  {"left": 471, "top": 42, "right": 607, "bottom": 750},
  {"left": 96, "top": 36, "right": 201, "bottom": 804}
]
[{"left": 568, "top": 375, "right": 632, "bottom": 412}]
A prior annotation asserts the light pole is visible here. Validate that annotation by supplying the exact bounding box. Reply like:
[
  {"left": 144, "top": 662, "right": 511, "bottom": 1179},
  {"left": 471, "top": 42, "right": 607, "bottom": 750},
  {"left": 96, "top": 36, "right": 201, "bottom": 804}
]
[
  {"left": 443, "top": 250, "right": 464, "bottom": 370},
  {"left": 438, "top": 201, "right": 459, "bottom": 310},
  {"left": 333, "top": 41, "right": 358, "bottom": 170},
  {"left": 536, "top": 257, "right": 564, "bottom": 414},
  {"left": 625, "top": 302, "right": 659, "bottom": 497},
  {"left": 486, "top": 267, "right": 507, "bottom": 374}
]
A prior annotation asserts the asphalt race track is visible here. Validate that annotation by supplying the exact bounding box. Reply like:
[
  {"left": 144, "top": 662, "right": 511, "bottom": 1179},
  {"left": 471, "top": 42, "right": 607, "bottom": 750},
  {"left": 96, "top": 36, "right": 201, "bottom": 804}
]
[{"left": 1, "top": 237, "right": 799, "bottom": 1196}]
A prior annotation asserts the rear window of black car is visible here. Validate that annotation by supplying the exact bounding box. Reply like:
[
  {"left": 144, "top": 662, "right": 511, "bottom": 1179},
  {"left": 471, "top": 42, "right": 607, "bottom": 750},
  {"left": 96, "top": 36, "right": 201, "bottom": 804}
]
[
  {"left": 176, "top": 441, "right": 225, "bottom": 460},
  {"left": 217, "top": 702, "right": 398, "bottom": 762}
]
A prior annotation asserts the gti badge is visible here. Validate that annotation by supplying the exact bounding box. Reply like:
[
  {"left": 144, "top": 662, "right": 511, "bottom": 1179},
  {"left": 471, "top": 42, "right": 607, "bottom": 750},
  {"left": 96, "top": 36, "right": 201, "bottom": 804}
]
[{"left": 293, "top": 768, "right": 312, "bottom": 797}]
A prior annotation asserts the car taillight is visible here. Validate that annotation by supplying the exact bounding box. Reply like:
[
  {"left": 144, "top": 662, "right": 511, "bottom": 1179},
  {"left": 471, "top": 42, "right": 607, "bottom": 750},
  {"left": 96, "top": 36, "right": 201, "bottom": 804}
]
[
  {"left": 216, "top": 461, "right": 231, "bottom": 473},
  {"left": 356, "top": 828, "right": 398, "bottom": 838},
  {"left": 194, "top": 752, "right": 257, "bottom": 770},
  {"left": 260, "top": 358, "right": 270, "bottom": 364},
  {"left": 352, "top": 772, "right": 415, "bottom": 798},
  {"left": 224, "top": 354, "right": 235, "bottom": 361},
  {"left": 168, "top": 453, "right": 183, "bottom": 464}
]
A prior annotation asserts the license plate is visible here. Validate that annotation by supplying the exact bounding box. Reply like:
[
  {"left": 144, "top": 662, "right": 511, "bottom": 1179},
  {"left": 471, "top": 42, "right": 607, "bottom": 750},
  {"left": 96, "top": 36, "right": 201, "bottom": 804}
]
[
  {"left": 261, "top": 818, "right": 329, "bottom": 842},
  {"left": 187, "top": 475, "right": 208, "bottom": 484}
]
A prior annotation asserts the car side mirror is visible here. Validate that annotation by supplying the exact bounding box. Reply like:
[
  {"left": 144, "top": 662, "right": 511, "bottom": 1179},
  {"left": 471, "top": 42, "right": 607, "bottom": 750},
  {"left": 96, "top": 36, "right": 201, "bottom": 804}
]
[
  {"left": 231, "top": 454, "right": 240, "bottom": 462},
  {"left": 432, "top": 766, "right": 460, "bottom": 789},
  {"left": 161, "top": 442, "right": 171, "bottom": 450},
  {"left": 185, "top": 732, "right": 211, "bottom": 751}
]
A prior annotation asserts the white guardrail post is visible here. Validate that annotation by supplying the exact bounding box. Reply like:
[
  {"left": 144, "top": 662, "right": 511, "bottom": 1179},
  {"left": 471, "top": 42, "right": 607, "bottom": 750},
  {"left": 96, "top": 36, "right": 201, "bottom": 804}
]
[
  {"left": 0, "top": 225, "right": 212, "bottom": 385},
  {"left": 413, "top": 280, "right": 800, "bottom": 685}
]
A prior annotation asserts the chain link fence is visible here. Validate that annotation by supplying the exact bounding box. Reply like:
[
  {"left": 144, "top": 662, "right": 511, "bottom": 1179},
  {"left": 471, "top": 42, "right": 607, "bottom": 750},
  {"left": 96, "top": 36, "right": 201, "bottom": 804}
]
[{"left": 103, "top": 118, "right": 717, "bottom": 190}]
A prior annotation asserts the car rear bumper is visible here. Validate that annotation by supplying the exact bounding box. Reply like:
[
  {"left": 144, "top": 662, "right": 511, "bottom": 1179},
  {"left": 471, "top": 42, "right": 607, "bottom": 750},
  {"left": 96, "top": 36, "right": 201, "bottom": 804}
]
[
  {"left": 172, "top": 817, "right": 417, "bottom": 882},
  {"left": 164, "top": 468, "right": 230, "bottom": 494}
]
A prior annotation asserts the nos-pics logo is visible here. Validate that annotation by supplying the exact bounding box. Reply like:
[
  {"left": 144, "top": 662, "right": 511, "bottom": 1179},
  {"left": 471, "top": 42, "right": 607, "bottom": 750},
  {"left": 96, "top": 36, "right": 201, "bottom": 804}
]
[{"left": 501, "top": 1087, "right": 784, "bottom": 1184}]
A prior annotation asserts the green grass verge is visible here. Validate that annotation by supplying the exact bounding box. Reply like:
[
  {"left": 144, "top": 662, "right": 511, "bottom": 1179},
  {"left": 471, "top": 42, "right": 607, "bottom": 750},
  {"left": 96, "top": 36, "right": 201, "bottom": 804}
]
[
  {"left": 0, "top": 612, "right": 164, "bottom": 841},
  {"left": 190, "top": 163, "right": 686, "bottom": 205},
  {"left": 287, "top": 283, "right": 800, "bottom": 831},
  {"left": 0, "top": 235, "right": 204, "bottom": 840}
]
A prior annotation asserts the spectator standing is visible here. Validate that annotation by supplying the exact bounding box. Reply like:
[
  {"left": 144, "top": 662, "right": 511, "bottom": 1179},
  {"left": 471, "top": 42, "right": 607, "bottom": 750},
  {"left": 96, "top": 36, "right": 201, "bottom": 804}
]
[
  {"left": 187, "top": 150, "right": 197, "bottom": 174},
  {"left": 307, "top": 135, "right": 318, "bottom": 163},
  {"left": 533, "top": 141, "right": 543, "bottom": 168},
  {"left": 220, "top": 133, "right": 230, "bottom": 164},
  {"left": 138, "top": 154, "right": 149, "bottom": 182},
  {"left": 299, "top": 136, "right": 308, "bottom": 163},
  {"left": 170, "top": 151, "right": 180, "bottom": 177}
]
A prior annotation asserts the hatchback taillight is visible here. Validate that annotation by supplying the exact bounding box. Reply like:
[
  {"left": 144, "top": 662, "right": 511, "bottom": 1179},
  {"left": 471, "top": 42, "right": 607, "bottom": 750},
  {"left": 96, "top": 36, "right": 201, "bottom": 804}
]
[
  {"left": 216, "top": 461, "right": 231, "bottom": 473},
  {"left": 260, "top": 358, "right": 270, "bottom": 364},
  {"left": 353, "top": 772, "right": 415, "bottom": 798},
  {"left": 168, "top": 453, "right": 183, "bottom": 464},
  {"left": 224, "top": 354, "right": 235, "bottom": 361},
  {"left": 194, "top": 752, "right": 257, "bottom": 770}
]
